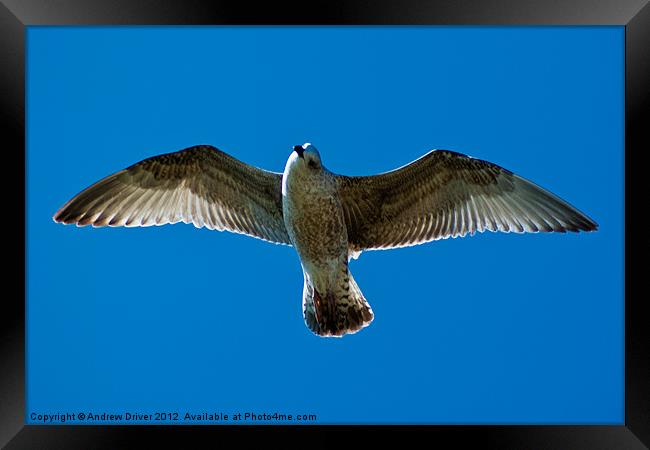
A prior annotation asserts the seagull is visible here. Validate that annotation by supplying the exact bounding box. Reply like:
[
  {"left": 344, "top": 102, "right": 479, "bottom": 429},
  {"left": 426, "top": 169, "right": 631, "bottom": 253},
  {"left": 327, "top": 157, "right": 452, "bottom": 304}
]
[{"left": 53, "top": 143, "right": 598, "bottom": 337}]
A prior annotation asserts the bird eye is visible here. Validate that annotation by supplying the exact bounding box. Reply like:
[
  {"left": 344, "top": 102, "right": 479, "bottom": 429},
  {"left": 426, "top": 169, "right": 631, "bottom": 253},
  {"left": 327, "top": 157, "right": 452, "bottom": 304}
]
[{"left": 308, "top": 160, "right": 318, "bottom": 169}]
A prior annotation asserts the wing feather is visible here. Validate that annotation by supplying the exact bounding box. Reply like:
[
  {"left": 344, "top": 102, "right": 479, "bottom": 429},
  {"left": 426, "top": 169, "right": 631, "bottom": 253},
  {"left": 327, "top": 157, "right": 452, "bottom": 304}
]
[
  {"left": 54, "top": 145, "right": 291, "bottom": 245},
  {"left": 337, "top": 149, "right": 597, "bottom": 252}
]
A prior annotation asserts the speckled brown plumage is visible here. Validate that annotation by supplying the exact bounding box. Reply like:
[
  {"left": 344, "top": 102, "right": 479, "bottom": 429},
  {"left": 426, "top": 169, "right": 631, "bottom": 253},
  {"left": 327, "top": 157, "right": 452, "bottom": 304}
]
[
  {"left": 53, "top": 145, "right": 290, "bottom": 245},
  {"left": 337, "top": 150, "right": 597, "bottom": 253},
  {"left": 53, "top": 144, "right": 598, "bottom": 338}
]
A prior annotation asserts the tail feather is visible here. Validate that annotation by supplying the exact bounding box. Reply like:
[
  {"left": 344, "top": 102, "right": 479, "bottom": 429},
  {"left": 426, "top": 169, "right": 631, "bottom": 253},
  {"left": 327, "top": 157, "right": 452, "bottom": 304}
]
[{"left": 302, "top": 271, "right": 374, "bottom": 337}]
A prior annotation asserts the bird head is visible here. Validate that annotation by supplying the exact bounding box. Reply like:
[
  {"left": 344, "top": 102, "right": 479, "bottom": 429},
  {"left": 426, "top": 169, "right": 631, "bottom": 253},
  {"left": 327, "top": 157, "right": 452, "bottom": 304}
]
[
  {"left": 284, "top": 143, "right": 324, "bottom": 176},
  {"left": 292, "top": 143, "right": 322, "bottom": 169},
  {"left": 282, "top": 143, "right": 327, "bottom": 195}
]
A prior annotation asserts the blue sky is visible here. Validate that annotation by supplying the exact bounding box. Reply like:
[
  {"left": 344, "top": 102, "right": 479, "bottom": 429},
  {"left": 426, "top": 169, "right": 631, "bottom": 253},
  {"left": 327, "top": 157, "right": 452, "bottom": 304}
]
[{"left": 27, "top": 26, "right": 623, "bottom": 424}]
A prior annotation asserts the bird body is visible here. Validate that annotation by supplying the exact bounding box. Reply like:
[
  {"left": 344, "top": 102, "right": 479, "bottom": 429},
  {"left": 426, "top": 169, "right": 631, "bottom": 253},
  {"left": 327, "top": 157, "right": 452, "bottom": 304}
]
[
  {"left": 53, "top": 143, "right": 598, "bottom": 337},
  {"left": 282, "top": 146, "right": 373, "bottom": 336}
]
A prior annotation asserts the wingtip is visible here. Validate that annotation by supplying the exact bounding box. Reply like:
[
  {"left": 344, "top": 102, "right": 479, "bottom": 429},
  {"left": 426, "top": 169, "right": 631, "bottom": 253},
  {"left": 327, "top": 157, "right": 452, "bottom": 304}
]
[
  {"left": 576, "top": 219, "right": 598, "bottom": 233},
  {"left": 580, "top": 214, "right": 599, "bottom": 232},
  {"left": 52, "top": 208, "right": 75, "bottom": 225}
]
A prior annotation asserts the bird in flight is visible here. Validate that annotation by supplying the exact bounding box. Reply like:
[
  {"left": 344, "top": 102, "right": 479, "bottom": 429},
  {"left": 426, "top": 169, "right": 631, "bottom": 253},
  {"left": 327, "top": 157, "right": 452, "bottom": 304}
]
[{"left": 53, "top": 143, "right": 598, "bottom": 337}]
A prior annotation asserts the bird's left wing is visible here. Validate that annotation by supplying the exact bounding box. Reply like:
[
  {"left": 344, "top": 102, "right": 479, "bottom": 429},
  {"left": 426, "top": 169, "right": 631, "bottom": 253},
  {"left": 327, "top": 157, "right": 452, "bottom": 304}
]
[
  {"left": 53, "top": 145, "right": 291, "bottom": 245},
  {"left": 337, "top": 149, "right": 597, "bottom": 253}
]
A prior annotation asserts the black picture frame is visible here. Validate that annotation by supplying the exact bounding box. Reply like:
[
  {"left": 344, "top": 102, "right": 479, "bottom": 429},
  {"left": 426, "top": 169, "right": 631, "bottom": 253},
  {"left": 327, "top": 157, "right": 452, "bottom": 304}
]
[{"left": 3, "top": 0, "right": 648, "bottom": 448}]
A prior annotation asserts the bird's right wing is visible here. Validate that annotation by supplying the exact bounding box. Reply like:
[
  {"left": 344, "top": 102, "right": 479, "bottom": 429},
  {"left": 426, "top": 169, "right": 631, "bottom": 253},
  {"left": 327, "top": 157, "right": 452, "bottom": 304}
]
[
  {"left": 53, "top": 145, "right": 292, "bottom": 245},
  {"left": 337, "top": 149, "right": 597, "bottom": 253}
]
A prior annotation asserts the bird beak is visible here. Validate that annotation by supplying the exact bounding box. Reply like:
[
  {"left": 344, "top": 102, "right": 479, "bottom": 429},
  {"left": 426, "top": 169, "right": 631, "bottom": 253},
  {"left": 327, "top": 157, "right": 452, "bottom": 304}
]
[{"left": 293, "top": 145, "right": 304, "bottom": 159}]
